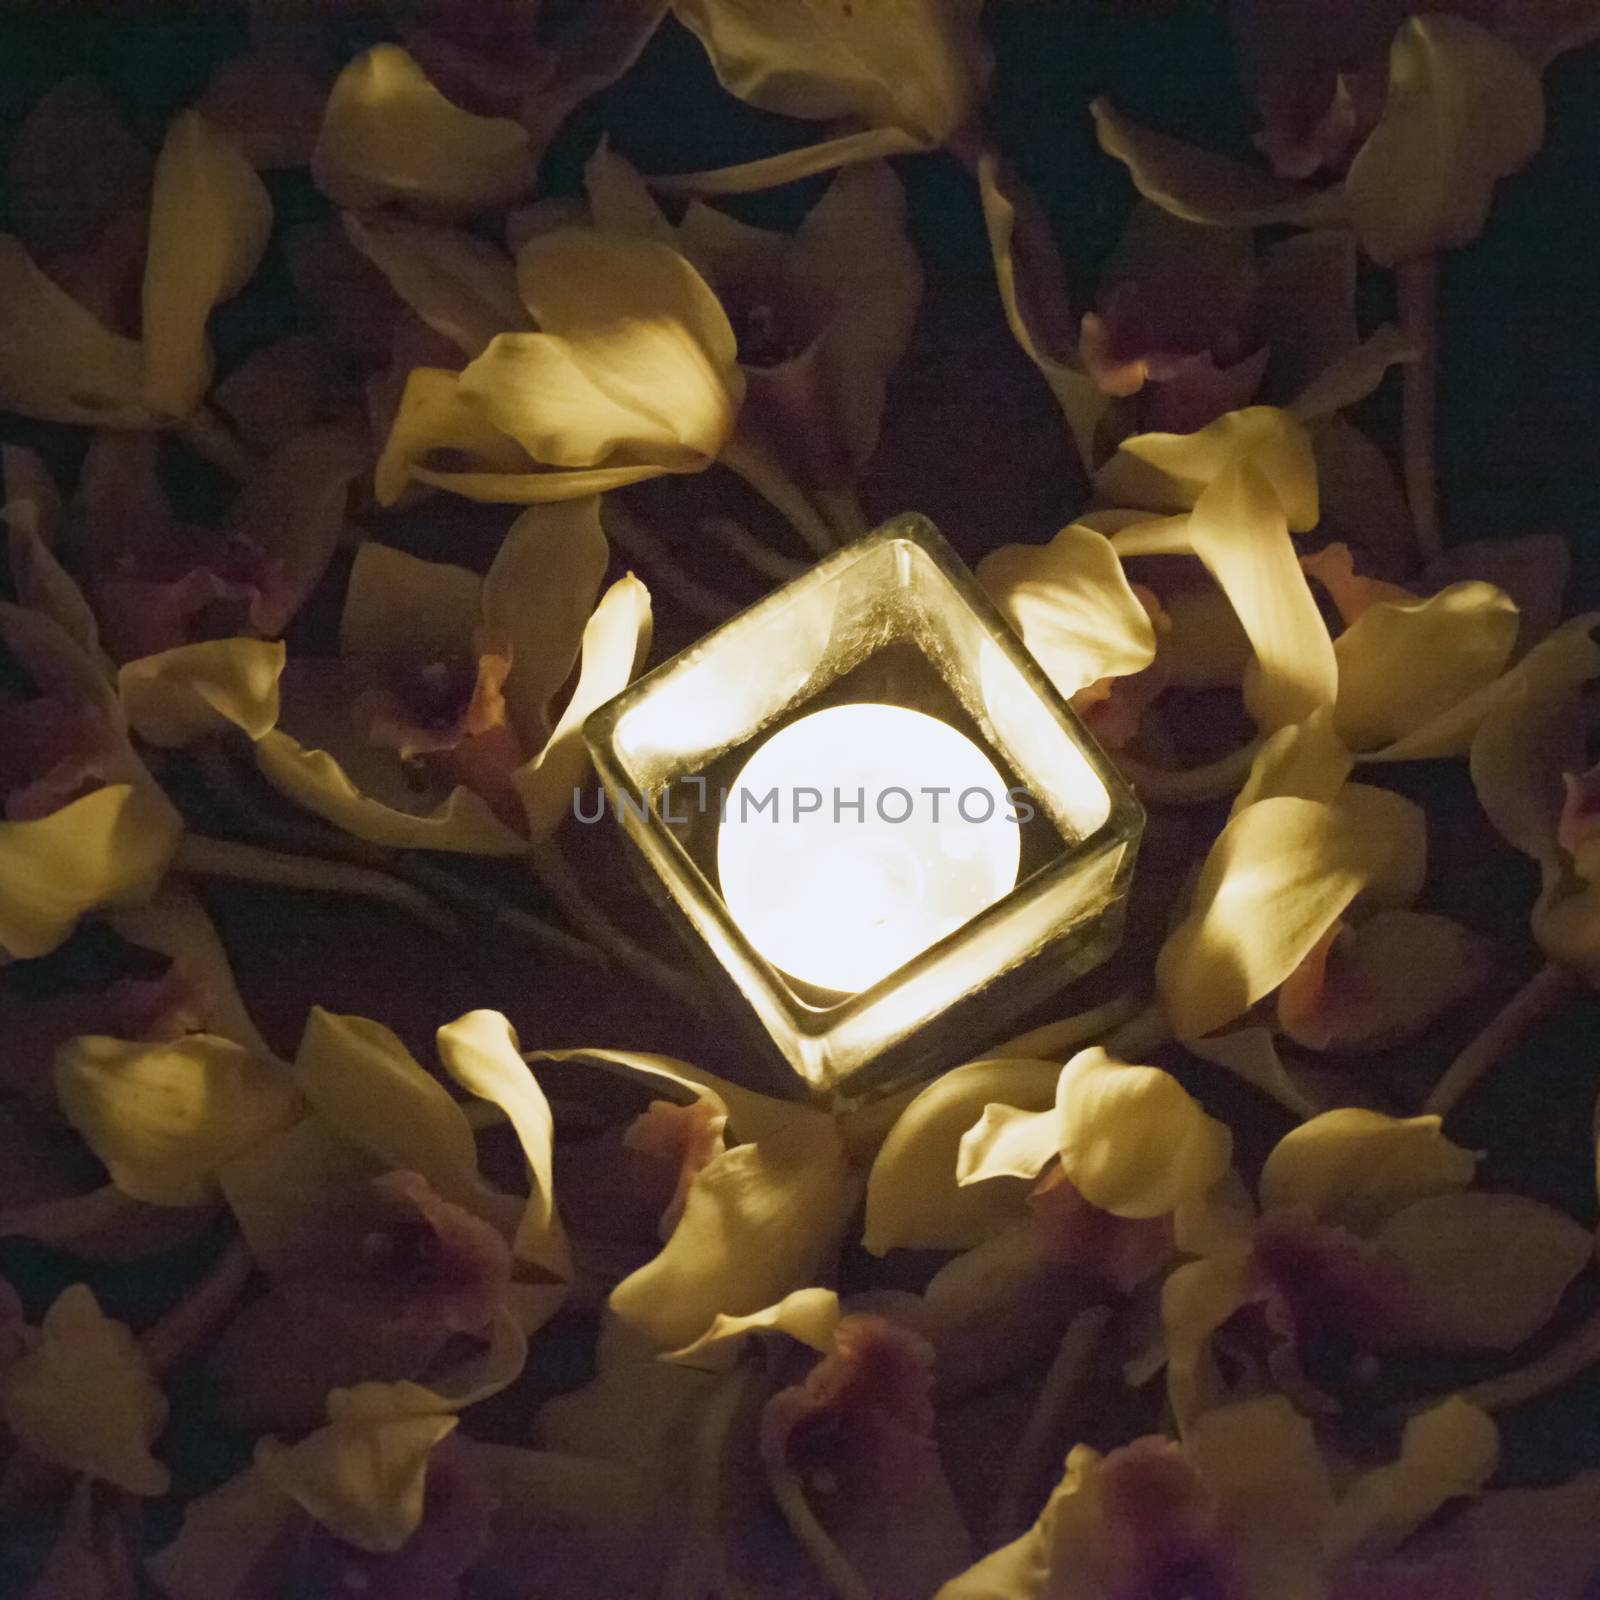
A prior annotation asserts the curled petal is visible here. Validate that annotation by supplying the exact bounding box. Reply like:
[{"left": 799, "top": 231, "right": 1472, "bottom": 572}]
[
  {"left": 2, "top": 1284, "right": 169, "bottom": 1494},
  {"left": 978, "top": 522, "right": 1157, "bottom": 701},
  {"left": 667, "top": 1286, "right": 841, "bottom": 1373},
  {"left": 119, "top": 638, "right": 285, "bottom": 748},
  {"left": 1259, "top": 1108, "right": 1476, "bottom": 1234},
  {"left": 1232, "top": 707, "right": 1352, "bottom": 813},
  {"left": 374, "top": 366, "right": 534, "bottom": 507},
  {"left": 512, "top": 571, "right": 651, "bottom": 842},
  {"left": 345, "top": 213, "right": 529, "bottom": 359},
  {"left": 1347, "top": 16, "right": 1544, "bottom": 266},
  {"left": 1334, "top": 582, "right": 1521, "bottom": 752},
  {"left": 1157, "top": 784, "right": 1426, "bottom": 1040},
  {"left": 312, "top": 44, "right": 536, "bottom": 216},
  {"left": 863, "top": 1057, "right": 1062, "bottom": 1255},
  {"left": 669, "top": 0, "right": 990, "bottom": 144},
  {"left": 608, "top": 1114, "right": 852, "bottom": 1355},
  {"left": 55, "top": 1032, "right": 301, "bottom": 1207},
  {"left": 142, "top": 111, "right": 273, "bottom": 419},
  {"left": 1091, "top": 96, "right": 1348, "bottom": 230},
  {"left": 1372, "top": 1191, "right": 1592, "bottom": 1350}
]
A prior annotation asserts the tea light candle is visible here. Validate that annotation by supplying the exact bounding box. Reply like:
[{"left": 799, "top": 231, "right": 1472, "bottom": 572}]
[{"left": 717, "top": 704, "right": 1021, "bottom": 993}]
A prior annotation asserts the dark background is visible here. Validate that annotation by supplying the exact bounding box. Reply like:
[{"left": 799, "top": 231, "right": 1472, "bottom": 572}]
[{"left": 2, "top": 0, "right": 1599, "bottom": 1525}]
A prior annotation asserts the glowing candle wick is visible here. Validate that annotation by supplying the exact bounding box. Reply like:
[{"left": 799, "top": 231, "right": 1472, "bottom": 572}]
[{"left": 717, "top": 704, "right": 1021, "bottom": 993}]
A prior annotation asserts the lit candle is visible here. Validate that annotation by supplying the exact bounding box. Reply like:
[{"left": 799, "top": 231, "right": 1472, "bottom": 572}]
[{"left": 717, "top": 704, "right": 1021, "bottom": 993}]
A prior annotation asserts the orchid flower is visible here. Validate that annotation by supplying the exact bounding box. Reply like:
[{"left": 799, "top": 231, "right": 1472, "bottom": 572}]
[
  {"left": 1159, "top": 1107, "right": 1592, "bottom": 1431},
  {"left": 0, "top": 604, "right": 181, "bottom": 962},
  {"left": 255, "top": 498, "right": 650, "bottom": 853},
  {"left": 586, "top": 144, "right": 922, "bottom": 505},
  {"left": 1, "top": 1284, "right": 169, "bottom": 1496},
  {"left": 369, "top": 220, "right": 744, "bottom": 506},
  {"left": 935, "top": 1392, "right": 1499, "bottom": 1600},
  {"left": 4, "top": 428, "right": 364, "bottom": 754},
  {"left": 0, "top": 103, "right": 269, "bottom": 428},
  {"left": 1091, "top": 13, "right": 1550, "bottom": 269},
  {"left": 210, "top": 1009, "right": 573, "bottom": 1419},
  {"left": 151, "top": 1378, "right": 659, "bottom": 1600},
  {"left": 662, "top": 0, "right": 992, "bottom": 191}
]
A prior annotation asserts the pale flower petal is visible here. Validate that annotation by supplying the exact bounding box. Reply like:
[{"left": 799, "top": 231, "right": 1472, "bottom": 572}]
[
  {"left": 666, "top": 1286, "right": 842, "bottom": 1372},
  {"left": 312, "top": 44, "right": 536, "bottom": 216},
  {"left": 1157, "top": 784, "right": 1426, "bottom": 1040},
  {"left": 513, "top": 572, "right": 652, "bottom": 842},
  {"left": 1232, "top": 707, "right": 1352, "bottom": 813},
  {"left": 3, "top": 1284, "right": 169, "bottom": 1494},
  {"left": 668, "top": 0, "right": 990, "bottom": 144},
  {"left": 1258, "top": 1108, "right": 1477, "bottom": 1234},
  {"left": 1347, "top": 16, "right": 1545, "bottom": 266},
  {"left": 118, "top": 638, "right": 285, "bottom": 748},
  {"left": 1091, "top": 97, "right": 1348, "bottom": 229},
  {"left": 373, "top": 365, "right": 533, "bottom": 508},
  {"left": 978, "top": 522, "right": 1158, "bottom": 700},
  {"left": 863, "top": 1058, "right": 1061, "bottom": 1255},
  {"left": 141, "top": 111, "right": 273, "bottom": 419},
  {"left": 1372, "top": 1191, "right": 1592, "bottom": 1350},
  {"left": 55, "top": 1032, "right": 301, "bottom": 1207},
  {"left": 340, "top": 539, "right": 483, "bottom": 660},
  {"left": 1334, "top": 582, "right": 1521, "bottom": 752}
]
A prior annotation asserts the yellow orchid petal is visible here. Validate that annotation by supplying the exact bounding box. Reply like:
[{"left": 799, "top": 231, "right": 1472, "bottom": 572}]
[
  {"left": 1183, "top": 1028, "right": 1319, "bottom": 1120},
  {"left": 3, "top": 445, "right": 102, "bottom": 661},
  {"left": 978, "top": 523, "right": 1158, "bottom": 700},
  {"left": 1334, "top": 582, "right": 1520, "bottom": 752},
  {"left": 0, "top": 235, "right": 145, "bottom": 425},
  {"left": 608, "top": 1115, "right": 852, "bottom": 1355},
  {"left": 55, "top": 1032, "right": 301, "bottom": 1208},
  {"left": 1232, "top": 707, "right": 1352, "bottom": 814},
  {"left": 119, "top": 638, "right": 285, "bottom": 748},
  {"left": 1, "top": 782, "right": 183, "bottom": 960},
  {"left": 665, "top": 1287, "right": 842, "bottom": 1373},
  {"left": 373, "top": 366, "right": 533, "bottom": 507},
  {"left": 1347, "top": 16, "right": 1544, "bottom": 267},
  {"left": 1090, "top": 97, "right": 1348, "bottom": 229},
  {"left": 1328, "top": 1398, "right": 1499, "bottom": 1558},
  {"left": 975, "top": 152, "right": 1107, "bottom": 471},
  {"left": 312, "top": 44, "right": 536, "bottom": 216},
  {"left": 1259, "top": 1109, "right": 1477, "bottom": 1234},
  {"left": 141, "top": 111, "right": 273, "bottom": 419},
  {"left": 256, "top": 1398, "right": 457, "bottom": 1554},
  {"left": 1288, "top": 323, "right": 1417, "bottom": 423},
  {"left": 1157, "top": 783, "right": 1425, "bottom": 1040},
  {"left": 146, "top": 1468, "right": 296, "bottom": 1600},
  {"left": 341, "top": 540, "right": 483, "bottom": 660},
  {"left": 586, "top": 142, "right": 678, "bottom": 245},
  {"left": 668, "top": 0, "right": 990, "bottom": 145},
  {"left": 1160, "top": 1253, "right": 1254, "bottom": 1430},
  {"left": 481, "top": 498, "right": 610, "bottom": 749},
  {"left": 407, "top": 460, "right": 662, "bottom": 504},
  {"left": 435, "top": 1010, "right": 572, "bottom": 1284},
  {"left": 863, "top": 1058, "right": 1062, "bottom": 1255},
  {"left": 291, "top": 1008, "right": 485, "bottom": 1213},
  {"left": 1277, "top": 909, "right": 1493, "bottom": 1053},
  {"left": 514, "top": 572, "right": 652, "bottom": 842},
  {"left": 1185, "top": 1397, "right": 1336, "bottom": 1588},
  {"left": 3, "top": 1284, "right": 169, "bottom": 1494},
  {"left": 1373, "top": 1192, "right": 1592, "bottom": 1350},
  {"left": 959, "top": 1049, "right": 1232, "bottom": 1221},
  {"left": 344, "top": 213, "right": 529, "bottom": 359},
  {"left": 1425, "top": 534, "right": 1570, "bottom": 652},
  {"left": 1366, "top": 610, "right": 1600, "bottom": 763},
  {"left": 1095, "top": 405, "right": 1320, "bottom": 532},
  {"left": 1188, "top": 459, "right": 1337, "bottom": 734}
]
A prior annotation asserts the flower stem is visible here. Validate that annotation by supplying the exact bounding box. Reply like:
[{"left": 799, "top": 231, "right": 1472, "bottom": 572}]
[
  {"left": 990, "top": 1304, "right": 1112, "bottom": 1545},
  {"left": 140, "top": 1237, "right": 253, "bottom": 1376},
  {"left": 1397, "top": 255, "right": 1443, "bottom": 567},
  {"left": 722, "top": 433, "right": 839, "bottom": 560},
  {"left": 663, "top": 1367, "right": 760, "bottom": 1600},
  {"left": 527, "top": 839, "right": 716, "bottom": 1017},
  {"left": 398, "top": 855, "right": 607, "bottom": 967},
  {"left": 1463, "top": 1304, "right": 1600, "bottom": 1413},
  {"left": 765, "top": 1460, "right": 877, "bottom": 1600},
  {"left": 812, "top": 487, "right": 871, "bottom": 545},
  {"left": 988, "top": 990, "right": 1146, "bottom": 1062},
  {"left": 602, "top": 500, "right": 743, "bottom": 622},
  {"left": 701, "top": 516, "right": 807, "bottom": 583},
  {"left": 1422, "top": 962, "right": 1576, "bottom": 1118},
  {"left": 175, "top": 833, "right": 462, "bottom": 941}
]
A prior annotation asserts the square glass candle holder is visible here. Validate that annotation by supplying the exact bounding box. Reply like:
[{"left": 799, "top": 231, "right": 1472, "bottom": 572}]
[{"left": 583, "top": 513, "right": 1143, "bottom": 1107}]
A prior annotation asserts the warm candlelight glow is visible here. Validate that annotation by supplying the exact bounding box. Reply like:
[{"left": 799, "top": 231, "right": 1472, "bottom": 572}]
[{"left": 717, "top": 704, "right": 1022, "bottom": 993}]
